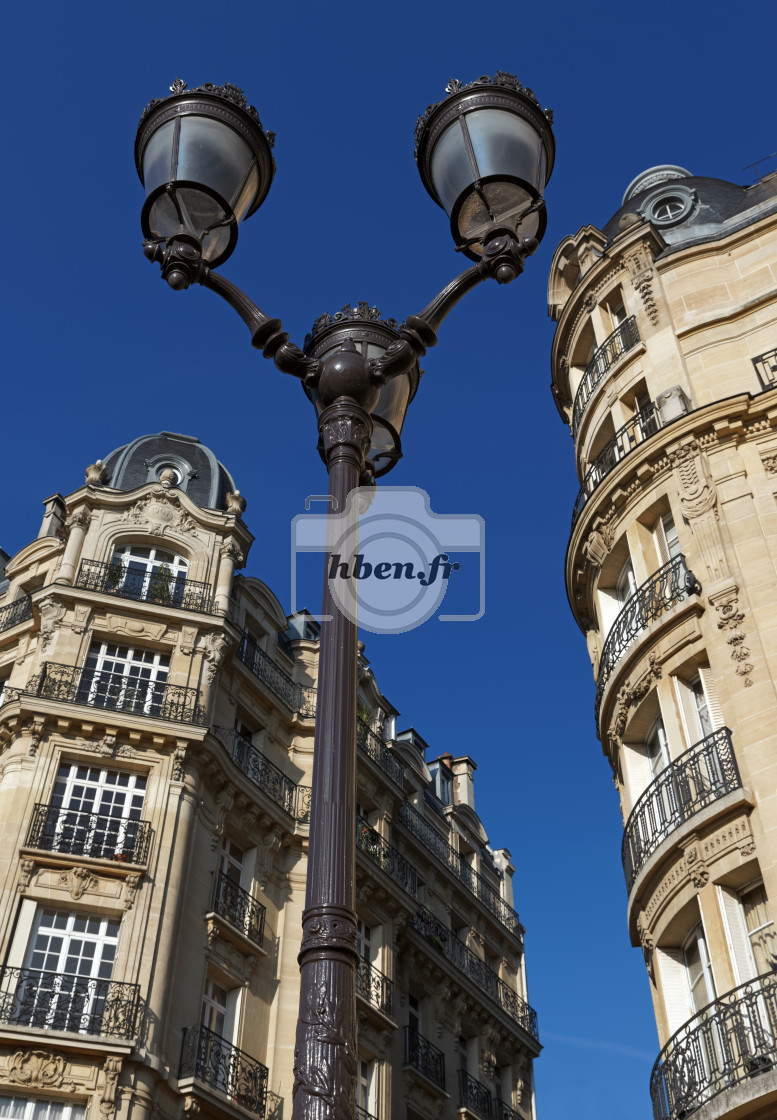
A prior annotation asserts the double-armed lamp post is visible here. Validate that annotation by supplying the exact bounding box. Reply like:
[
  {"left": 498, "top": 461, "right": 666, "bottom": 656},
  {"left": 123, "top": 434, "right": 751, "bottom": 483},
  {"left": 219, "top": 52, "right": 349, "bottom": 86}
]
[{"left": 135, "top": 73, "right": 554, "bottom": 1120}]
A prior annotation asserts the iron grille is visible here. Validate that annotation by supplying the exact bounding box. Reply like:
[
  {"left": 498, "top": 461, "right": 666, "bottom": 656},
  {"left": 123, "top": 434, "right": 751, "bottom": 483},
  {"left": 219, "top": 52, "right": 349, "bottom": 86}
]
[
  {"left": 0, "top": 596, "right": 32, "bottom": 633},
  {"left": 237, "top": 632, "right": 315, "bottom": 716},
  {"left": 404, "top": 1025, "right": 445, "bottom": 1090},
  {"left": 411, "top": 910, "right": 540, "bottom": 1041},
  {"left": 355, "top": 958, "right": 394, "bottom": 1019},
  {"left": 753, "top": 347, "right": 777, "bottom": 390},
  {"left": 650, "top": 970, "right": 777, "bottom": 1120},
  {"left": 213, "top": 728, "right": 311, "bottom": 823},
  {"left": 494, "top": 1101, "right": 522, "bottom": 1120},
  {"left": 212, "top": 871, "right": 266, "bottom": 947},
  {"left": 399, "top": 802, "right": 521, "bottom": 936},
  {"left": 571, "top": 404, "right": 662, "bottom": 527},
  {"left": 356, "top": 816, "right": 418, "bottom": 896},
  {"left": 355, "top": 1108, "right": 378, "bottom": 1120},
  {"left": 26, "top": 803, "right": 153, "bottom": 864},
  {"left": 459, "top": 1069, "right": 493, "bottom": 1119},
  {"left": 0, "top": 966, "right": 140, "bottom": 1039},
  {"left": 179, "top": 1023, "right": 268, "bottom": 1117},
  {"left": 571, "top": 316, "right": 641, "bottom": 437},
  {"left": 75, "top": 559, "right": 215, "bottom": 613},
  {"left": 357, "top": 718, "right": 405, "bottom": 786},
  {"left": 27, "top": 662, "right": 207, "bottom": 725},
  {"left": 595, "top": 555, "right": 701, "bottom": 727},
  {"left": 622, "top": 728, "right": 740, "bottom": 891}
]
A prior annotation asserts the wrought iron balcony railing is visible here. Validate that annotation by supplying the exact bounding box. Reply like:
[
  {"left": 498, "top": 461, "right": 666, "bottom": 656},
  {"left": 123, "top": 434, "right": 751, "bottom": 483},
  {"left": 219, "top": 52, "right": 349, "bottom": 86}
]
[
  {"left": 356, "top": 816, "right": 418, "bottom": 897},
  {"left": 571, "top": 316, "right": 641, "bottom": 437},
  {"left": 214, "top": 727, "right": 311, "bottom": 824},
  {"left": 753, "top": 347, "right": 777, "bottom": 390},
  {"left": 237, "top": 633, "right": 315, "bottom": 716},
  {"left": 355, "top": 1108, "right": 377, "bottom": 1120},
  {"left": 357, "top": 717, "right": 405, "bottom": 787},
  {"left": 411, "top": 910, "right": 540, "bottom": 1041},
  {"left": 0, "top": 966, "right": 140, "bottom": 1039},
  {"left": 494, "top": 1101, "right": 522, "bottom": 1120},
  {"left": 0, "top": 595, "right": 32, "bottom": 634},
  {"left": 179, "top": 1023, "right": 268, "bottom": 1118},
  {"left": 26, "top": 803, "right": 153, "bottom": 864},
  {"left": 650, "top": 969, "right": 777, "bottom": 1120},
  {"left": 459, "top": 1070, "right": 493, "bottom": 1120},
  {"left": 399, "top": 803, "right": 520, "bottom": 937},
  {"left": 623, "top": 728, "right": 740, "bottom": 891},
  {"left": 212, "top": 871, "right": 266, "bottom": 948},
  {"left": 355, "top": 958, "right": 394, "bottom": 1019},
  {"left": 75, "top": 559, "right": 216, "bottom": 613},
  {"left": 404, "top": 1025, "right": 445, "bottom": 1090},
  {"left": 595, "top": 555, "right": 701, "bottom": 726},
  {"left": 572, "top": 404, "right": 662, "bottom": 527},
  {"left": 26, "top": 662, "right": 207, "bottom": 725}
]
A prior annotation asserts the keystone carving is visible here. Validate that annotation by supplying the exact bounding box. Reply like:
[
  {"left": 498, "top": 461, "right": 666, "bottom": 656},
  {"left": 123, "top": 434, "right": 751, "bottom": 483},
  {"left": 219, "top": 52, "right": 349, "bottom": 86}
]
[
  {"left": 121, "top": 491, "right": 198, "bottom": 538},
  {"left": 38, "top": 595, "right": 66, "bottom": 653},
  {"left": 58, "top": 866, "right": 99, "bottom": 899}
]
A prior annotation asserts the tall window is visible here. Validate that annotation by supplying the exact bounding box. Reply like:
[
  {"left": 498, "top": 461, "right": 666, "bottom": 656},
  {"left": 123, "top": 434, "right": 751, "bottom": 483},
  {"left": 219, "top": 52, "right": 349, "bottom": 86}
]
[
  {"left": 219, "top": 837, "right": 245, "bottom": 885},
  {"left": 646, "top": 717, "right": 671, "bottom": 779},
  {"left": 356, "top": 920, "right": 372, "bottom": 964},
  {"left": 683, "top": 923, "right": 717, "bottom": 1013},
  {"left": 19, "top": 909, "right": 119, "bottom": 1034},
  {"left": 655, "top": 513, "right": 682, "bottom": 566},
  {"left": 79, "top": 642, "right": 169, "bottom": 716},
  {"left": 0, "top": 1100, "right": 85, "bottom": 1120},
  {"left": 357, "top": 1059, "right": 376, "bottom": 1117},
  {"left": 742, "top": 882, "right": 776, "bottom": 975},
  {"left": 109, "top": 545, "right": 189, "bottom": 607},
  {"left": 44, "top": 763, "right": 147, "bottom": 861},
  {"left": 408, "top": 994, "right": 420, "bottom": 1036},
  {"left": 616, "top": 558, "right": 637, "bottom": 611}
]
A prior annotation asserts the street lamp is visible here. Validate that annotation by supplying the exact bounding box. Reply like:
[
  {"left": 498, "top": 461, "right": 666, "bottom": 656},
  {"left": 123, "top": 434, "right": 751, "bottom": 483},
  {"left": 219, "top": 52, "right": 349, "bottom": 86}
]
[{"left": 136, "top": 73, "right": 554, "bottom": 1120}]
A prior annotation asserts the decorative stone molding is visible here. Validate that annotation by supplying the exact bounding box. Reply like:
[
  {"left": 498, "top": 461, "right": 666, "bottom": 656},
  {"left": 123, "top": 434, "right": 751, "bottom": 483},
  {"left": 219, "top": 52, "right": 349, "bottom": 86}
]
[
  {"left": 255, "top": 829, "right": 283, "bottom": 889},
  {"left": 6, "top": 1049, "right": 68, "bottom": 1088},
  {"left": 99, "top": 1056, "right": 122, "bottom": 1119},
  {"left": 623, "top": 242, "right": 659, "bottom": 324},
  {"left": 66, "top": 508, "right": 92, "bottom": 533},
  {"left": 761, "top": 452, "right": 777, "bottom": 476},
  {"left": 172, "top": 746, "right": 187, "bottom": 782},
  {"left": 123, "top": 873, "right": 142, "bottom": 910},
  {"left": 58, "top": 866, "right": 100, "bottom": 900},
  {"left": 709, "top": 583, "right": 754, "bottom": 687},
  {"left": 85, "top": 461, "right": 108, "bottom": 486},
  {"left": 26, "top": 716, "right": 47, "bottom": 759},
  {"left": 121, "top": 490, "right": 199, "bottom": 538},
  {"left": 38, "top": 595, "right": 66, "bottom": 653},
  {"left": 105, "top": 615, "right": 167, "bottom": 642},
  {"left": 683, "top": 841, "right": 709, "bottom": 890},
  {"left": 224, "top": 492, "right": 247, "bottom": 517},
  {"left": 17, "top": 858, "right": 36, "bottom": 893},
  {"left": 219, "top": 539, "right": 245, "bottom": 565},
  {"left": 202, "top": 630, "right": 232, "bottom": 682},
  {"left": 607, "top": 654, "right": 662, "bottom": 751}
]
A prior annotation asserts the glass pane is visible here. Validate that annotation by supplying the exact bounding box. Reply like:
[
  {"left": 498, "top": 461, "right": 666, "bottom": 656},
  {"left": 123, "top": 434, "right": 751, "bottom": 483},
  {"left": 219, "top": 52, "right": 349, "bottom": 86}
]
[
  {"left": 466, "top": 108, "right": 545, "bottom": 194},
  {"left": 142, "top": 119, "right": 176, "bottom": 193},
  {"left": 177, "top": 116, "right": 254, "bottom": 211},
  {"left": 430, "top": 118, "right": 475, "bottom": 215}
]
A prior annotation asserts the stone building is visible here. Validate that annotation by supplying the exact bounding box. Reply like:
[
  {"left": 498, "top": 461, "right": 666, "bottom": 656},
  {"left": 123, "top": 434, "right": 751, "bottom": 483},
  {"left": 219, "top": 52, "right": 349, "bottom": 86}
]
[
  {"left": 0, "top": 431, "right": 539, "bottom": 1120},
  {"left": 548, "top": 164, "right": 777, "bottom": 1119}
]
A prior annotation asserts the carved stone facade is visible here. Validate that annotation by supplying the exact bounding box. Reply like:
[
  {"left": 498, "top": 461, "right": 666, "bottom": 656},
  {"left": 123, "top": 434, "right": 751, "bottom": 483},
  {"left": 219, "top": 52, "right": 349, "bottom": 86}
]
[
  {"left": 0, "top": 431, "right": 538, "bottom": 1120},
  {"left": 549, "top": 166, "right": 777, "bottom": 1118}
]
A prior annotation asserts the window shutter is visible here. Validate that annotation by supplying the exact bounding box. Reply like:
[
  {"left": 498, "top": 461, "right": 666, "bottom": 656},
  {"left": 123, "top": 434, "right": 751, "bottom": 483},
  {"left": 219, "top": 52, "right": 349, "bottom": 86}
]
[
  {"left": 673, "top": 676, "right": 702, "bottom": 748},
  {"left": 698, "top": 667, "right": 724, "bottom": 731},
  {"left": 719, "top": 886, "right": 757, "bottom": 984},
  {"left": 656, "top": 947, "right": 695, "bottom": 1035},
  {"left": 622, "top": 740, "right": 655, "bottom": 810}
]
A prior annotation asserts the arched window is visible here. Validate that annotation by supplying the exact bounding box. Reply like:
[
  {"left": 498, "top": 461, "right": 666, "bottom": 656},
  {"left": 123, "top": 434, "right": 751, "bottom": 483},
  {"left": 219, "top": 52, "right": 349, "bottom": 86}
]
[{"left": 108, "top": 545, "right": 189, "bottom": 607}]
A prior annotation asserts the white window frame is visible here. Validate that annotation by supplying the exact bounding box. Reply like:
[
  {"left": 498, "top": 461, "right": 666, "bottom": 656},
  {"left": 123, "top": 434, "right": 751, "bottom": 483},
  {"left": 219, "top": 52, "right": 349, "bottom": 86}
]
[
  {"left": 109, "top": 544, "right": 189, "bottom": 606},
  {"left": 81, "top": 642, "right": 170, "bottom": 716},
  {"left": 0, "top": 1098, "right": 86, "bottom": 1120},
  {"left": 47, "top": 763, "right": 147, "bottom": 860}
]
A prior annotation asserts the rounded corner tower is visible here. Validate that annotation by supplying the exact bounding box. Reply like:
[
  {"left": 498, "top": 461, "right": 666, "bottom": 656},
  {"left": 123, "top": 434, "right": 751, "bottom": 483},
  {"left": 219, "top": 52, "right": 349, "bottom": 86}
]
[
  {"left": 547, "top": 163, "right": 777, "bottom": 1119},
  {"left": 101, "top": 431, "right": 238, "bottom": 512}
]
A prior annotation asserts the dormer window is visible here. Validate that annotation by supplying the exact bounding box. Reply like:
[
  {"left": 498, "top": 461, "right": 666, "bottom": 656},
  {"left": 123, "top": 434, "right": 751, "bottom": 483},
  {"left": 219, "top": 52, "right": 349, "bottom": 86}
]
[{"left": 429, "top": 761, "right": 453, "bottom": 805}]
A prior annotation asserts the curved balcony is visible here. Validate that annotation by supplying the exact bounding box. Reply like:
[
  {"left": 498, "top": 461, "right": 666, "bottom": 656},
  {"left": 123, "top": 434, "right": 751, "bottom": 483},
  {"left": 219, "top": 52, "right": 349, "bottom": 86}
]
[
  {"left": 595, "top": 555, "right": 701, "bottom": 727},
  {"left": 26, "top": 803, "right": 153, "bottom": 864},
  {"left": 651, "top": 970, "right": 777, "bottom": 1120},
  {"left": 571, "top": 316, "right": 641, "bottom": 438},
  {"left": 571, "top": 404, "right": 661, "bottom": 528},
  {"left": 76, "top": 559, "right": 216, "bottom": 613},
  {"left": 214, "top": 727, "right": 311, "bottom": 824},
  {"left": 622, "top": 728, "right": 740, "bottom": 891},
  {"left": 237, "top": 632, "right": 315, "bottom": 716},
  {"left": 179, "top": 1024, "right": 268, "bottom": 1117}
]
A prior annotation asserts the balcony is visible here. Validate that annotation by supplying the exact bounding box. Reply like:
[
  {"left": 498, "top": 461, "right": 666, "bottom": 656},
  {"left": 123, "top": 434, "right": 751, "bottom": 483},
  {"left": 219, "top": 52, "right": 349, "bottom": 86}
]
[
  {"left": 494, "top": 1102, "right": 522, "bottom": 1120},
  {"left": 212, "top": 871, "right": 266, "bottom": 948},
  {"left": 459, "top": 1070, "right": 493, "bottom": 1120},
  {"left": 0, "top": 595, "right": 32, "bottom": 634},
  {"left": 753, "top": 347, "right": 777, "bottom": 389},
  {"left": 26, "top": 803, "right": 153, "bottom": 864},
  {"left": 237, "top": 633, "right": 315, "bottom": 716},
  {"left": 214, "top": 727, "right": 311, "bottom": 824},
  {"left": 399, "top": 802, "right": 521, "bottom": 937},
  {"left": 571, "top": 316, "right": 641, "bottom": 437},
  {"left": 0, "top": 966, "right": 140, "bottom": 1039},
  {"left": 595, "top": 555, "right": 701, "bottom": 726},
  {"left": 75, "top": 559, "right": 215, "bottom": 613},
  {"left": 357, "top": 717, "right": 405, "bottom": 787},
  {"left": 622, "top": 728, "right": 741, "bottom": 891},
  {"left": 404, "top": 1025, "right": 445, "bottom": 1091},
  {"left": 179, "top": 1024, "right": 268, "bottom": 1118},
  {"left": 356, "top": 816, "right": 417, "bottom": 896},
  {"left": 650, "top": 970, "right": 777, "bottom": 1120},
  {"left": 355, "top": 1108, "right": 377, "bottom": 1120},
  {"left": 355, "top": 958, "right": 394, "bottom": 1019},
  {"left": 411, "top": 910, "right": 540, "bottom": 1042},
  {"left": 26, "top": 662, "right": 207, "bottom": 725},
  {"left": 571, "top": 404, "right": 662, "bottom": 527}
]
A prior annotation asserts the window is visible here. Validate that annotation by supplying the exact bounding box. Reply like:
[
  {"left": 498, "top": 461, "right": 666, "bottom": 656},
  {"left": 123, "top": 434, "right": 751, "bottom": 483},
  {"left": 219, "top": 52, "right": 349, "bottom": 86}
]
[
  {"left": 17, "top": 909, "right": 120, "bottom": 1034},
  {"left": 220, "top": 837, "right": 245, "bottom": 885},
  {"left": 655, "top": 513, "right": 681, "bottom": 566},
  {"left": 429, "top": 762, "right": 453, "bottom": 805},
  {"left": 673, "top": 669, "right": 723, "bottom": 748},
  {"left": 683, "top": 922, "right": 717, "bottom": 1013},
  {"left": 357, "top": 920, "right": 372, "bottom": 964},
  {"left": 109, "top": 545, "right": 189, "bottom": 607},
  {"left": 408, "top": 994, "right": 420, "bottom": 1036},
  {"left": 646, "top": 717, "right": 671, "bottom": 779},
  {"left": 357, "top": 1059, "right": 376, "bottom": 1117},
  {"left": 720, "top": 881, "right": 776, "bottom": 983},
  {"left": 616, "top": 558, "right": 637, "bottom": 609},
  {"left": 79, "top": 642, "right": 169, "bottom": 716},
  {"left": 457, "top": 1034, "right": 468, "bottom": 1073},
  {"left": 44, "top": 763, "right": 147, "bottom": 861},
  {"left": 0, "top": 1099, "right": 85, "bottom": 1120},
  {"left": 653, "top": 197, "right": 685, "bottom": 222}
]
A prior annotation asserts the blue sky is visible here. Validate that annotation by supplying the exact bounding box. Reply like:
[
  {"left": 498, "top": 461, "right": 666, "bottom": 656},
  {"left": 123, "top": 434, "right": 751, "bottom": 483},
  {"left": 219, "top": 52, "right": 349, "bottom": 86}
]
[{"left": 3, "top": 1, "right": 775, "bottom": 1116}]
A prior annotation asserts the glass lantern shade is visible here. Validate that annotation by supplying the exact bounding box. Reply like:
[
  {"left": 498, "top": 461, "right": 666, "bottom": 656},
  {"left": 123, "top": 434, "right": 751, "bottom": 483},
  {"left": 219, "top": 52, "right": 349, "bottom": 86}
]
[
  {"left": 416, "top": 79, "right": 555, "bottom": 260},
  {"left": 303, "top": 315, "right": 421, "bottom": 477},
  {"left": 135, "top": 86, "right": 275, "bottom": 268}
]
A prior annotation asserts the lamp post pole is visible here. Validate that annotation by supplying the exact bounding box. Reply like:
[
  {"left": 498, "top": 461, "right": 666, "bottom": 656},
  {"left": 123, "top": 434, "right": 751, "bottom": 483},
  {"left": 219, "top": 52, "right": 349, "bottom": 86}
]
[{"left": 135, "top": 72, "right": 554, "bottom": 1120}]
